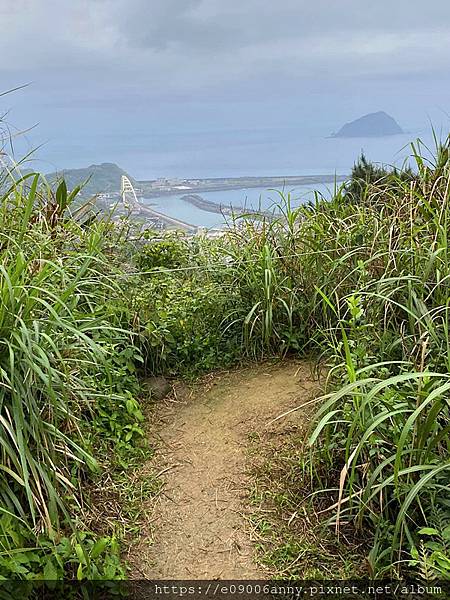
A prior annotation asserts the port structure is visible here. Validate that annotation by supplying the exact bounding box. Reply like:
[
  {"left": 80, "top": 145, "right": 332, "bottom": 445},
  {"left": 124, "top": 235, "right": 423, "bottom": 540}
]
[{"left": 120, "top": 175, "right": 197, "bottom": 233}]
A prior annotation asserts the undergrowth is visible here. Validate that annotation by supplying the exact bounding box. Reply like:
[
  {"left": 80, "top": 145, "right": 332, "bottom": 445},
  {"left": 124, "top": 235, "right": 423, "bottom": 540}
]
[
  {"left": 248, "top": 428, "right": 365, "bottom": 579},
  {"left": 0, "top": 169, "right": 150, "bottom": 584},
  {"left": 1, "top": 129, "right": 449, "bottom": 582}
]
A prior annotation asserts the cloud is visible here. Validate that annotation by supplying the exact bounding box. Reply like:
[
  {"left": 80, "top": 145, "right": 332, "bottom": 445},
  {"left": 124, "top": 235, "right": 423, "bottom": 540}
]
[
  {"left": 2, "top": 0, "right": 450, "bottom": 84},
  {"left": 1, "top": 0, "right": 449, "bottom": 146}
]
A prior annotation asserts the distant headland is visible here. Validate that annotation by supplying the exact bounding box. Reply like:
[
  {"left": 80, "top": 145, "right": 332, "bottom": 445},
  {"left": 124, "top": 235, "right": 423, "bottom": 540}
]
[{"left": 331, "top": 111, "right": 404, "bottom": 138}]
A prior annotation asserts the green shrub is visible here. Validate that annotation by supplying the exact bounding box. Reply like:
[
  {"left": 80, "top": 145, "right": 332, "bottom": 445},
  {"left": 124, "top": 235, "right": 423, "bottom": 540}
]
[
  {"left": 136, "top": 232, "right": 191, "bottom": 270},
  {"left": 0, "top": 514, "right": 124, "bottom": 581},
  {"left": 133, "top": 273, "right": 241, "bottom": 375}
]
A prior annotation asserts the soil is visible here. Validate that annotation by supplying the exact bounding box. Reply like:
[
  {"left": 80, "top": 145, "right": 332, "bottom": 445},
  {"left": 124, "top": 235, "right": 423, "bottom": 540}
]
[{"left": 127, "top": 360, "right": 319, "bottom": 579}]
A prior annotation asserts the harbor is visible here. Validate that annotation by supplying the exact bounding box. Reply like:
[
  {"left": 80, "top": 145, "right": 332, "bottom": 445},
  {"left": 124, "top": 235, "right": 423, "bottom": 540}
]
[{"left": 114, "top": 174, "right": 347, "bottom": 233}]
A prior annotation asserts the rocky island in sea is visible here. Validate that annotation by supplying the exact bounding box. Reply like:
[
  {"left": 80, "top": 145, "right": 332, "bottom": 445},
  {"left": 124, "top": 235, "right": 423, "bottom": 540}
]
[{"left": 331, "top": 111, "right": 404, "bottom": 138}]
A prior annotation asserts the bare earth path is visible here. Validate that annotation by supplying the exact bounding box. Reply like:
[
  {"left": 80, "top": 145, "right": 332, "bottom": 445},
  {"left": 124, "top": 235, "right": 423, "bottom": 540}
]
[{"left": 128, "top": 360, "right": 318, "bottom": 579}]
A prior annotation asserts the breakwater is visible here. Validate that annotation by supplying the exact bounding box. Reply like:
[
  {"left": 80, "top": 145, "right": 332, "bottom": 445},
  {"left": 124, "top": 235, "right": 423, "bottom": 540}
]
[{"left": 180, "top": 194, "right": 273, "bottom": 219}]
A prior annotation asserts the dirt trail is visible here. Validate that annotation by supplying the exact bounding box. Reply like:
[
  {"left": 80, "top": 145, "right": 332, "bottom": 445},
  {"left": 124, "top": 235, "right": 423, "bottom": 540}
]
[{"left": 128, "top": 360, "right": 319, "bottom": 579}]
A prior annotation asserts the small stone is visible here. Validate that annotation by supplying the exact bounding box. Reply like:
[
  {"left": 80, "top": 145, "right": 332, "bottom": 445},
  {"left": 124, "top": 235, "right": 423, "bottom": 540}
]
[{"left": 143, "top": 376, "right": 171, "bottom": 400}]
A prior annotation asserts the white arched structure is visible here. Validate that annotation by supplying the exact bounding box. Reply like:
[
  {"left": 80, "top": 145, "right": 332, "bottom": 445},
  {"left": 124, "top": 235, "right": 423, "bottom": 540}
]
[
  {"left": 119, "top": 174, "right": 197, "bottom": 232},
  {"left": 120, "top": 175, "right": 140, "bottom": 211}
]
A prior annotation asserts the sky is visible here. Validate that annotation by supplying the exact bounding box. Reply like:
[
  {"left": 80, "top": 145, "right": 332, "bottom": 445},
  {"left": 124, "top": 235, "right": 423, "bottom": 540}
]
[{"left": 1, "top": 0, "right": 450, "bottom": 177}]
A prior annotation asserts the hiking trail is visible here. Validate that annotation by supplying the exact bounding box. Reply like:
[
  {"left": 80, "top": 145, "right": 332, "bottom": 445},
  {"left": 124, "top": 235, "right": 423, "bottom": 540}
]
[{"left": 127, "top": 360, "right": 319, "bottom": 579}]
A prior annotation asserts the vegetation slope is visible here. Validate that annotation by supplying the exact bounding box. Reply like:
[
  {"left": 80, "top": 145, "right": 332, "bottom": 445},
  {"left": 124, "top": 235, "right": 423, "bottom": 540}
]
[{"left": 0, "top": 136, "right": 449, "bottom": 589}]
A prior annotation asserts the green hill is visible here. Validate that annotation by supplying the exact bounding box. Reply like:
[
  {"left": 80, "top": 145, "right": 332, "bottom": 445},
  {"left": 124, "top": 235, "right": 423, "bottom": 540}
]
[{"left": 45, "top": 162, "right": 132, "bottom": 196}]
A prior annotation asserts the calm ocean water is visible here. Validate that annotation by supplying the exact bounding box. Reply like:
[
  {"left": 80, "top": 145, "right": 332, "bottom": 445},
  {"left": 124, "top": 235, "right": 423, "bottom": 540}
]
[
  {"left": 131, "top": 128, "right": 431, "bottom": 228},
  {"left": 35, "top": 127, "right": 429, "bottom": 180},
  {"left": 32, "top": 126, "right": 435, "bottom": 228},
  {"left": 144, "top": 182, "right": 338, "bottom": 228}
]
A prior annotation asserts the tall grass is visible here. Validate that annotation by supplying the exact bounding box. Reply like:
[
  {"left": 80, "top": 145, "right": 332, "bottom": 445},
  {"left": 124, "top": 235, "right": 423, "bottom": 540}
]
[
  {"left": 0, "top": 169, "right": 143, "bottom": 577},
  {"left": 209, "top": 137, "right": 450, "bottom": 577},
  {"left": 305, "top": 145, "right": 450, "bottom": 577}
]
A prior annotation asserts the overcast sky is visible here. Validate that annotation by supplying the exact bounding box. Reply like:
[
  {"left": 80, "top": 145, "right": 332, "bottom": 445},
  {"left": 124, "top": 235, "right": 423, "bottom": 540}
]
[{"left": 1, "top": 0, "right": 450, "bottom": 174}]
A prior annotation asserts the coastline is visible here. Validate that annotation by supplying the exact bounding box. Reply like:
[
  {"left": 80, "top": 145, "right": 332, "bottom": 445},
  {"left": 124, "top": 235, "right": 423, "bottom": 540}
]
[
  {"left": 140, "top": 176, "right": 344, "bottom": 228},
  {"left": 138, "top": 173, "right": 347, "bottom": 198}
]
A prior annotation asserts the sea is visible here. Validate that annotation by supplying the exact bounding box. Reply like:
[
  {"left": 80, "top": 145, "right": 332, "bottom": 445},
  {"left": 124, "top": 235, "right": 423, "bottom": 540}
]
[
  {"left": 131, "top": 128, "right": 433, "bottom": 228},
  {"left": 33, "top": 126, "right": 436, "bottom": 228}
]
